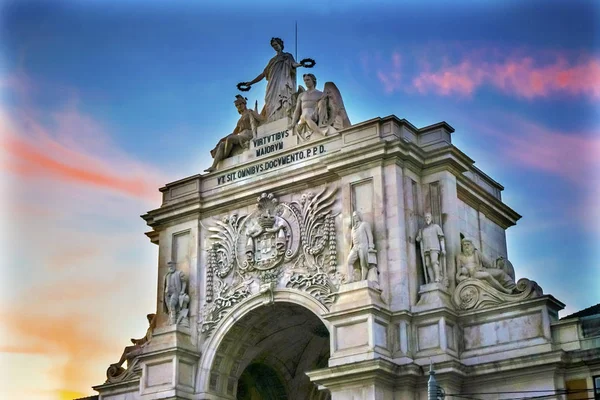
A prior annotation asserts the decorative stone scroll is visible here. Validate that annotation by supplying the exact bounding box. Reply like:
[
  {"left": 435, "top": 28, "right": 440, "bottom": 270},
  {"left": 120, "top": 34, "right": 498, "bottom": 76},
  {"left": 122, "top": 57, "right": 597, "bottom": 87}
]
[
  {"left": 452, "top": 238, "right": 543, "bottom": 310},
  {"left": 201, "top": 279, "right": 252, "bottom": 335},
  {"left": 201, "top": 187, "right": 341, "bottom": 336},
  {"left": 453, "top": 277, "right": 543, "bottom": 310}
]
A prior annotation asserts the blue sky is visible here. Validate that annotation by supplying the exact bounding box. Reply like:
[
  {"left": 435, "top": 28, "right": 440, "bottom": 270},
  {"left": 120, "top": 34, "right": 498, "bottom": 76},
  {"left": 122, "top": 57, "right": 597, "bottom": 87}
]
[{"left": 1, "top": 0, "right": 599, "bottom": 398}]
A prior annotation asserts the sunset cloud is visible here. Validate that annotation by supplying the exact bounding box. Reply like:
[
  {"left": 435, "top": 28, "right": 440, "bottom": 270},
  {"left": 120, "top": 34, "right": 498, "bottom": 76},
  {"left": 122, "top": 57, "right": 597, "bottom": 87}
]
[
  {"left": 376, "top": 52, "right": 402, "bottom": 93},
  {"left": 471, "top": 113, "right": 600, "bottom": 185},
  {"left": 369, "top": 45, "right": 600, "bottom": 100},
  {"left": 413, "top": 56, "right": 600, "bottom": 99},
  {"left": 1, "top": 104, "right": 166, "bottom": 204},
  {"left": 1, "top": 75, "right": 164, "bottom": 398}
]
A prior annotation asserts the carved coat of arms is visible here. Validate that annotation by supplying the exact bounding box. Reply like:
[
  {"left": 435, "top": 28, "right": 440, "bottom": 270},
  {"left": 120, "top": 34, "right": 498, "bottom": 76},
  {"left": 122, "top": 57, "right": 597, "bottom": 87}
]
[
  {"left": 243, "top": 193, "right": 295, "bottom": 271},
  {"left": 202, "top": 188, "right": 343, "bottom": 335}
]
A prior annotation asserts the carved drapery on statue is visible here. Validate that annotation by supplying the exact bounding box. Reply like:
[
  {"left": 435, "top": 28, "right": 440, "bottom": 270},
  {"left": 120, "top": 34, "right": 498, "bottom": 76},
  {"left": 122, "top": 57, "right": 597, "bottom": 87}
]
[
  {"left": 290, "top": 74, "right": 351, "bottom": 141},
  {"left": 346, "top": 211, "right": 378, "bottom": 284},
  {"left": 452, "top": 238, "right": 543, "bottom": 310},
  {"left": 163, "top": 262, "right": 190, "bottom": 326},
  {"left": 206, "top": 95, "right": 264, "bottom": 172},
  {"left": 201, "top": 188, "right": 342, "bottom": 335},
  {"left": 239, "top": 37, "right": 310, "bottom": 123},
  {"left": 416, "top": 212, "right": 448, "bottom": 287}
]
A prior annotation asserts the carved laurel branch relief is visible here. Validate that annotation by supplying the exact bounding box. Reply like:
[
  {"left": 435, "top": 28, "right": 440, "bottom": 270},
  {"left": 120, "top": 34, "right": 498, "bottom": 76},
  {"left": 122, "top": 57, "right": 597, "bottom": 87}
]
[{"left": 201, "top": 187, "right": 342, "bottom": 335}]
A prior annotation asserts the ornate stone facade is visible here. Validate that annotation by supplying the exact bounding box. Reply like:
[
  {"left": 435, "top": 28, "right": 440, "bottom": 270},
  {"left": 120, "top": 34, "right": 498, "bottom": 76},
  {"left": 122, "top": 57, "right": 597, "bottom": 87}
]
[{"left": 87, "top": 38, "right": 599, "bottom": 400}]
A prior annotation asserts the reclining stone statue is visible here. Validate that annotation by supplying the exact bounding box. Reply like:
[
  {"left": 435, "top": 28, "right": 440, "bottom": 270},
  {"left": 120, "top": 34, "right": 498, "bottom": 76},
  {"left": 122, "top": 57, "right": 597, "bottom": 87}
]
[
  {"left": 456, "top": 238, "right": 516, "bottom": 293},
  {"left": 106, "top": 313, "right": 156, "bottom": 381},
  {"left": 453, "top": 238, "right": 542, "bottom": 310}
]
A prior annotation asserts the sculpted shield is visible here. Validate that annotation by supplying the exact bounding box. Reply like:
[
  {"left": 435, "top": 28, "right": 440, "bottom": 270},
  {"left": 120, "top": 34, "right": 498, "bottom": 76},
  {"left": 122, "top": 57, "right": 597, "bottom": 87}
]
[{"left": 239, "top": 193, "right": 300, "bottom": 271}]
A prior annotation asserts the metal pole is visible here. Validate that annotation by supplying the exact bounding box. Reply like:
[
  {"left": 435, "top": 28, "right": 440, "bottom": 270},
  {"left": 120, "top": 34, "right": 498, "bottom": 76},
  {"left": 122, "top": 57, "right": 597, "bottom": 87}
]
[{"left": 428, "top": 361, "right": 443, "bottom": 400}]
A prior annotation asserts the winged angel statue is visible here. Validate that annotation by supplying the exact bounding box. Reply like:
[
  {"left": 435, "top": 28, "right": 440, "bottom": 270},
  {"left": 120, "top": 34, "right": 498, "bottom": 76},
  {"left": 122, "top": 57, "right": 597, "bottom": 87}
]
[
  {"left": 201, "top": 189, "right": 344, "bottom": 335},
  {"left": 289, "top": 73, "right": 351, "bottom": 140}
]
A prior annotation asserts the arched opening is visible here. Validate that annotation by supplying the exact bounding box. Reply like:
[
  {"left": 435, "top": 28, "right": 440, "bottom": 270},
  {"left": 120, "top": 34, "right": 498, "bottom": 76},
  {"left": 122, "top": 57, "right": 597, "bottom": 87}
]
[{"left": 207, "top": 301, "right": 331, "bottom": 399}]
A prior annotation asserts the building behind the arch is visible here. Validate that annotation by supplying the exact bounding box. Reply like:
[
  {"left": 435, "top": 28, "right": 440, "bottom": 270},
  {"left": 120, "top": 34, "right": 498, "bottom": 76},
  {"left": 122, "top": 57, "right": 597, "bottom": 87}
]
[{"left": 82, "top": 59, "right": 600, "bottom": 400}]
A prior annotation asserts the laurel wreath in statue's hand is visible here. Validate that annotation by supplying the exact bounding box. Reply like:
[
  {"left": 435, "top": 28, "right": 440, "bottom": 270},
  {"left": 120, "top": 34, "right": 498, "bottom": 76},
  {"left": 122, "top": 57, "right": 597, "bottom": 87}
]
[
  {"left": 300, "top": 58, "right": 316, "bottom": 68},
  {"left": 237, "top": 82, "right": 252, "bottom": 92}
]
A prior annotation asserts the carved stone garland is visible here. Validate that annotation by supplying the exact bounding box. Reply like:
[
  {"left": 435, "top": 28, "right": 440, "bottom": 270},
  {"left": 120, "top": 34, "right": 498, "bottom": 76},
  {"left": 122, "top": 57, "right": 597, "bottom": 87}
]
[{"left": 201, "top": 188, "right": 341, "bottom": 335}]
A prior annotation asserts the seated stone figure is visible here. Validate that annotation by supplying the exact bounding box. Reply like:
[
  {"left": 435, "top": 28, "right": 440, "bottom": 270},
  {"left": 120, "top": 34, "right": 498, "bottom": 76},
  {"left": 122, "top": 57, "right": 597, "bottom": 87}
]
[
  {"left": 456, "top": 238, "right": 516, "bottom": 294},
  {"left": 107, "top": 313, "right": 156, "bottom": 379},
  {"left": 289, "top": 73, "right": 351, "bottom": 140},
  {"left": 206, "top": 95, "right": 264, "bottom": 172}
]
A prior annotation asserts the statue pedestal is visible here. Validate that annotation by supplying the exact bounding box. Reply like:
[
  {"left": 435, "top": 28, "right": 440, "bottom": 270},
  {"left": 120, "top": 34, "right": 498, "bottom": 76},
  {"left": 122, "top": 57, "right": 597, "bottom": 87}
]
[
  {"left": 308, "top": 281, "right": 400, "bottom": 399},
  {"left": 136, "top": 324, "right": 200, "bottom": 398},
  {"left": 413, "top": 282, "right": 453, "bottom": 312},
  {"left": 217, "top": 117, "right": 296, "bottom": 170},
  {"left": 325, "top": 280, "right": 391, "bottom": 367},
  {"left": 95, "top": 324, "right": 200, "bottom": 400}
]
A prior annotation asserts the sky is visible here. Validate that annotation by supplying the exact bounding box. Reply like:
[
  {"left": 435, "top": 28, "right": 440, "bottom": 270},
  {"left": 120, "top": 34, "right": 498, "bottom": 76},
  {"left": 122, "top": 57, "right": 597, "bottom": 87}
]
[{"left": 0, "top": 0, "right": 599, "bottom": 398}]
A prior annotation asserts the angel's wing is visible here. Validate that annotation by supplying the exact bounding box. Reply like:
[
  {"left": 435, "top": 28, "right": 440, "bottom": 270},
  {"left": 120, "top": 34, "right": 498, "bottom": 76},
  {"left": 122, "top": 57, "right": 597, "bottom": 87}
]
[{"left": 323, "top": 82, "right": 351, "bottom": 129}]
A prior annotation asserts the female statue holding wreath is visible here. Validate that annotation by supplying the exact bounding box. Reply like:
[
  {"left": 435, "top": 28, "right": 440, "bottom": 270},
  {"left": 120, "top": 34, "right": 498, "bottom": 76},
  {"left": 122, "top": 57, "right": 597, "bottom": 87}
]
[{"left": 239, "top": 37, "right": 313, "bottom": 123}]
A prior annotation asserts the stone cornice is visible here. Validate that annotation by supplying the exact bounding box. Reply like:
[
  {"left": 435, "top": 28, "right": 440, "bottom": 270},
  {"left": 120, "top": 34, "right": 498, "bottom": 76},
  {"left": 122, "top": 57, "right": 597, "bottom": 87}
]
[
  {"left": 142, "top": 116, "right": 518, "bottom": 234},
  {"left": 456, "top": 178, "right": 522, "bottom": 228},
  {"left": 307, "top": 358, "right": 421, "bottom": 389}
]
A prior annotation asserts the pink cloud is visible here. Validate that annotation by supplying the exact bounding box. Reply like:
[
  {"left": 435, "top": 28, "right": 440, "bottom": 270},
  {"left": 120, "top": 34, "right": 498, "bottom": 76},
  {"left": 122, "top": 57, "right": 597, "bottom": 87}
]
[
  {"left": 0, "top": 76, "right": 166, "bottom": 396},
  {"left": 412, "top": 53, "right": 600, "bottom": 99},
  {"left": 479, "top": 114, "right": 599, "bottom": 185},
  {"left": 414, "top": 60, "right": 485, "bottom": 96},
  {"left": 376, "top": 51, "right": 402, "bottom": 93},
  {"left": 0, "top": 96, "right": 167, "bottom": 204},
  {"left": 366, "top": 45, "right": 600, "bottom": 100}
]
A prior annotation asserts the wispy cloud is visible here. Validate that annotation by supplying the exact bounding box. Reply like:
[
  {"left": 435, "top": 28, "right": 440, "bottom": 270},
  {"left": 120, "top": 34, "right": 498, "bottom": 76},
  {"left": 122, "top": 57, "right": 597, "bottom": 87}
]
[
  {"left": 460, "top": 110, "right": 600, "bottom": 236},
  {"left": 413, "top": 56, "right": 600, "bottom": 99},
  {"left": 368, "top": 44, "right": 600, "bottom": 100},
  {"left": 1, "top": 104, "right": 166, "bottom": 203},
  {"left": 1, "top": 74, "right": 164, "bottom": 397},
  {"left": 470, "top": 112, "right": 600, "bottom": 185},
  {"left": 376, "top": 51, "right": 402, "bottom": 93}
]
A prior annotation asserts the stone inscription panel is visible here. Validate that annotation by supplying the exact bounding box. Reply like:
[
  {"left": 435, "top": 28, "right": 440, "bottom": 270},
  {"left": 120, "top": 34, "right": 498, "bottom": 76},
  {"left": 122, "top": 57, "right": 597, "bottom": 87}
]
[
  {"left": 215, "top": 144, "right": 326, "bottom": 186},
  {"left": 463, "top": 312, "right": 543, "bottom": 350},
  {"left": 336, "top": 321, "right": 369, "bottom": 350}
]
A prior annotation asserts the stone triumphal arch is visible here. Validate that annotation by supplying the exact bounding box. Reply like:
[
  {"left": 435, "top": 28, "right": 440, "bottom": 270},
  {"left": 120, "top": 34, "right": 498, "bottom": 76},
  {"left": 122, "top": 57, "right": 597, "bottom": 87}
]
[
  {"left": 199, "top": 291, "right": 331, "bottom": 399},
  {"left": 87, "top": 37, "right": 600, "bottom": 400}
]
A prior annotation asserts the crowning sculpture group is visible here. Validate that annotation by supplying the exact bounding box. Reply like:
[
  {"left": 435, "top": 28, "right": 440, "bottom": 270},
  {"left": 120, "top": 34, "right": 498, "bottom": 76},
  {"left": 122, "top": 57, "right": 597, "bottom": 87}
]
[
  {"left": 205, "top": 37, "right": 350, "bottom": 172},
  {"left": 105, "top": 36, "right": 542, "bottom": 382}
]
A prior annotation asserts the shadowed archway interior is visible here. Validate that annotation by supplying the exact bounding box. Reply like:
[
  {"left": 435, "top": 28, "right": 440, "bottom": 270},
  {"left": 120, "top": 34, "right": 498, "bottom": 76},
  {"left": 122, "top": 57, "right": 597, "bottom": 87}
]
[{"left": 208, "top": 302, "right": 331, "bottom": 399}]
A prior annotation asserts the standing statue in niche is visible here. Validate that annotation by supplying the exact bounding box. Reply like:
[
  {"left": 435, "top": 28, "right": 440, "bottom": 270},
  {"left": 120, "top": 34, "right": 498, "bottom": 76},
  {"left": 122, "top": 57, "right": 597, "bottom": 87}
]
[
  {"left": 456, "top": 238, "right": 516, "bottom": 294},
  {"left": 416, "top": 212, "right": 446, "bottom": 285},
  {"left": 347, "top": 211, "right": 378, "bottom": 283},
  {"left": 206, "top": 95, "right": 264, "bottom": 173},
  {"left": 289, "top": 73, "right": 351, "bottom": 140},
  {"left": 163, "top": 261, "right": 190, "bottom": 325},
  {"left": 239, "top": 37, "right": 305, "bottom": 122}
]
